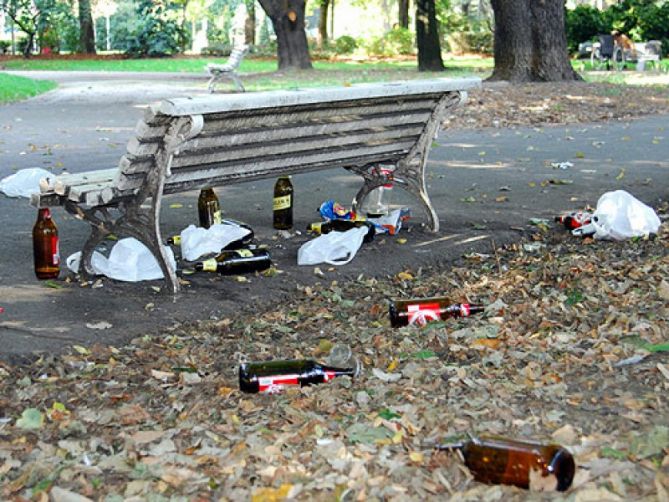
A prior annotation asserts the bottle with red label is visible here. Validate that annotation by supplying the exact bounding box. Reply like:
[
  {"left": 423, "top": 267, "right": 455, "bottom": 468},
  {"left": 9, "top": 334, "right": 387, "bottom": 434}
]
[
  {"left": 364, "top": 165, "right": 394, "bottom": 217},
  {"left": 389, "top": 296, "right": 484, "bottom": 328},
  {"left": 239, "top": 359, "right": 358, "bottom": 394},
  {"left": 436, "top": 435, "right": 575, "bottom": 492},
  {"left": 555, "top": 211, "right": 592, "bottom": 230},
  {"left": 33, "top": 208, "right": 60, "bottom": 280}
]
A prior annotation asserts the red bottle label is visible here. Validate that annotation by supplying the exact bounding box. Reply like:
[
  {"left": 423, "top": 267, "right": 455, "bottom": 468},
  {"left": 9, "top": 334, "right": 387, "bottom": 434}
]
[
  {"left": 407, "top": 302, "right": 441, "bottom": 326},
  {"left": 51, "top": 235, "right": 60, "bottom": 266},
  {"left": 460, "top": 304, "right": 471, "bottom": 317},
  {"left": 258, "top": 374, "right": 300, "bottom": 393}
]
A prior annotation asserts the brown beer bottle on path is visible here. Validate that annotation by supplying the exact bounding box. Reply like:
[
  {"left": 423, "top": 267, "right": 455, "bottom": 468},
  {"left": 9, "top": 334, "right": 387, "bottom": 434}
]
[
  {"left": 437, "top": 435, "right": 575, "bottom": 492},
  {"left": 389, "top": 297, "right": 484, "bottom": 328},
  {"left": 194, "top": 248, "right": 271, "bottom": 275},
  {"left": 307, "top": 220, "right": 376, "bottom": 243},
  {"left": 273, "top": 176, "right": 294, "bottom": 230},
  {"left": 239, "top": 359, "right": 358, "bottom": 393},
  {"left": 33, "top": 208, "right": 60, "bottom": 280},
  {"left": 198, "top": 188, "right": 222, "bottom": 228}
]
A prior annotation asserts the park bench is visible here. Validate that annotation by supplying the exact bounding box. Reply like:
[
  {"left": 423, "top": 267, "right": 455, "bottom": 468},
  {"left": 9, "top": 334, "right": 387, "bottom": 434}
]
[
  {"left": 206, "top": 45, "right": 249, "bottom": 93},
  {"left": 32, "top": 77, "right": 481, "bottom": 294}
]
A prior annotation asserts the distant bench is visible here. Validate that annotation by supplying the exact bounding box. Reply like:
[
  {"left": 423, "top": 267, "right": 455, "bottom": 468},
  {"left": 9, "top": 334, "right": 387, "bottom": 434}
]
[{"left": 32, "top": 77, "right": 481, "bottom": 293}]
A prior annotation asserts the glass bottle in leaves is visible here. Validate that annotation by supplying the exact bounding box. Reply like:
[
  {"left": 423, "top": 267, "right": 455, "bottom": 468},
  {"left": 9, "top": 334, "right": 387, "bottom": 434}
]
[
  {"left": 33, "top": 208, "right": 60, "bottom": 280},
  {"left": 239, "top": 359, "right": 358, "bottom": 393},
  {"left": 273, "top": 176, "right": 293, "bottom": 230},
  {"left": 389, "top": 296, "right": 484, "bottom": 327},
  {"left": 194, "top": 248, "right": 271, "bottom": 275},
  {"left": 437, "top": 435, "right": 575, "bottom": 491},
  {"left": 198, "top": 188, "right": 222, "bottom": 228}
]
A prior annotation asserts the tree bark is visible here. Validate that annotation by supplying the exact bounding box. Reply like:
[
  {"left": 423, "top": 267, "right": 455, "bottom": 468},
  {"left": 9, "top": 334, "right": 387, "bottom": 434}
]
[
  {"left": 78, "top": 0, "right": 96, "bottom": 54},
  {"left": 398, "top": 0, "right": 409, "bottom": 29},
  {"left": 489, "top": 0, "right": 581, "bottom": 82},
  {"left": 318, "top": 0, "right": 330, "bottom": 47},
  {"left": 258, "top": 0, "right": 312, "bottom": 69},
  {"left": 416, "top": 0, "right": 443, "bottom": 71}
]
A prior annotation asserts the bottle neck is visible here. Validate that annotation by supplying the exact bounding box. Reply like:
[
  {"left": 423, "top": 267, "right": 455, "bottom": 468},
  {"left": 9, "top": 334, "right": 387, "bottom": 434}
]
[{"left": 38, "top": 208, "right": 51, "bottom": 219}]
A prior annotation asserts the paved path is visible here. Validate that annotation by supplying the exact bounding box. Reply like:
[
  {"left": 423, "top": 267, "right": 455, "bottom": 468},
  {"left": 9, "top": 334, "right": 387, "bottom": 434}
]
[{"left": 1, "top": 71, "right": 667, "bottom": 362}]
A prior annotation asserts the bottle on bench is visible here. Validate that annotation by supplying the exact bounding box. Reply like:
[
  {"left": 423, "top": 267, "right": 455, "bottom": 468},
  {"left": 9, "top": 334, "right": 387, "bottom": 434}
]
[{"left": 198, "top": 188, "right": 222, "bottom": 228}]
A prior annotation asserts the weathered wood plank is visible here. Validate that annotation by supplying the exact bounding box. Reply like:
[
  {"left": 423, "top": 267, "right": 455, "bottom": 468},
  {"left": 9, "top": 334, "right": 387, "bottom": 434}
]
[
  {"left": 53, "top": 169, "right": 117, "bottom": 195},
  {"left": 68, "top": 181, "right": 116, "bottom": 203}
]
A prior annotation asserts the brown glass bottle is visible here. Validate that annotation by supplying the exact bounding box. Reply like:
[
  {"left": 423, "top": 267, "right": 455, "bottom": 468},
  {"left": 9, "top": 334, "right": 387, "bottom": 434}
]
[
  {"left": 273, "top": 176, "right": 294, "bottom": 230},
  {"left": 194, "top": 248, "right": 271, "bottom": 275},
  {"left": 33, "top": 208, "right": 60, "bottom": 280},
  {"left": 307, "top": 220, "right": 375, "bottom": 243},
  {"left": 239, "top": 359, "right": 357, "bottom": 393},
  {"left": 438, "top": 436, "right": 575, "bottom": 492},
  {"left": 198, "top": 188, "right": 222, "bottom": 228},
  {"left": 389, "top": 297, "right": 484, "bottom": 327}
]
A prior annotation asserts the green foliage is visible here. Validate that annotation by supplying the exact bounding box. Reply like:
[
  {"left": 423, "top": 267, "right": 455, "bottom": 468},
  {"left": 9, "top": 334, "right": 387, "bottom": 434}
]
[
  {"left": 362, "top": 28, "right": 415, "bottom": 57},
  {"left": 201, "top": 43, "right": 233, "bottom": 57},
  {"left": 123, "top": 0, "right": 186, "bottom": 57},
  {"left": 565, "top": 5, "right": 607, "bottom": 54},
  {"left": 333, "top": 35, "right": 358, "bottom": 55},
  {"left": 444, "top": 14, "right": 493, "bottom": 55},
  {"left": 0, "top": 40, "right": 11, "bottom": 53}
]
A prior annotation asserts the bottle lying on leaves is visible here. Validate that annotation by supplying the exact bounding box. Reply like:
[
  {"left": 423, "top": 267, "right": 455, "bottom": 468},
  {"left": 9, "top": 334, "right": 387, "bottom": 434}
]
[
  {"left": 239, "top": 359, "right": 359, "bottom": 394},
  {"left": 389, "top": 297, "right": 484, "bottom": 328},
  {"left": 436, "top": 435, "right": 575, "bottom": 492},
  {"left": 194, "top": 248, "right": 271, "bottom": 275}
]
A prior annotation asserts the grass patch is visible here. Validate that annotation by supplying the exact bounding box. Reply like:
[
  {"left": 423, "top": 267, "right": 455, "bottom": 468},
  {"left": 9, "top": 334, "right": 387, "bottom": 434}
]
[{"left": 0, "top": 73, "right": 56, "bottom": 103}]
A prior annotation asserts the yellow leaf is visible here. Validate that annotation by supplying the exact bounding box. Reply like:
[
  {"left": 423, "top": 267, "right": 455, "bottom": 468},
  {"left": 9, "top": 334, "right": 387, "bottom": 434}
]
[
  {"left": 472, "top": 338, "right": 502, "bottom": 350},
  {"left": 528, "top": 182, "right": 536, "bottom": 188},
  {"left": 397, "top": 271, "right": 413, "bottom": 281},
  {"left": 387, "top": 358, "right": 399, "bottom": 372},
  {"left": 478, "top": 151, "right": 486, "bottom": 156},
  {"left": 397, "top": 238, "right": 407, "bottom": 245},
  {"left": 251, "top": 484, "right": 292, "bottom": 502},
  {"left": 409, "top": 451, "right": 424, "bottom": 463},
  {"left": 392, "top": 430, "right": 404, "bottom": 444},
  {"left": 575, "top": 151, "right": 585, "bottom": 158},
  {"left": 169, "top": 203, "right": 183, "bottom": 209},
  {"left": 72, "top": 345, "right": 90, "bottom": 355},
  {"left": 495, "top": 195, "right": 508, "bottom": 202},
  {"left": 622, "top": 136, "right": 631, "bottom": 141},
  {"left": 616, "top": 168, "right": 625, "bottom": 180}
]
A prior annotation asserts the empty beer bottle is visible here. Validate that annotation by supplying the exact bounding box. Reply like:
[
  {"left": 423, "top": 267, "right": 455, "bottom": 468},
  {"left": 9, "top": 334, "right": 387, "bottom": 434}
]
[
  {"left": 198, "top": 188, "right": 222, "bottom": 228},
  {"left": 273, "top": 176, "right": 294, "bottom": 230},
  {"left": 364, "top": 166, "right": 394, "bottom": 218},
  {"left": 239, "top": 359, "right": 358, "bottom": 393},
  {"left": 194, "top": 248, "right": 271, "bottom": 275},
  {"left": 307, "top": 220, "right": 376, "bottom": 243},
  {"left": 389, "top": 297, "right": 484, "bottom": 327},
  {"left": 437, "top": 435, "right": 575, "bottom": 492},
  {"left": 33, "top": 208, "right": 60, "bottom": 280}
]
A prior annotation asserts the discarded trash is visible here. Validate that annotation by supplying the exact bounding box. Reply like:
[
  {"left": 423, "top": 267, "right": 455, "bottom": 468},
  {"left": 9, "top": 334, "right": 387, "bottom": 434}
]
[
  {"left": 307, "top": 219, "right": 375, "bottom": 242},
  {"left": 555, "top": 210, "right": 592, "bottom": 230},
  {"left": 436, "top": 435, "right": 575, "bottom": 492},
  {"left": 194, "top": 248, "right": 271, "bottom": 275},
  {"left": 319, "top": 200, "right": 359, "bottom": 222},
  {"left": 389, "top": 297, "right": 485, "bottom": 328},
  {"left": 362, "top": 165, "right": 394, "bottom": 217},
  {"left": 33, "top": 208, "right": 60, "bottom": 280},
  {"left": 239, "top": 359, "right": 359, "bottom": 394},
  {"left": 573, "top": 190, "right": 661, "bottom": 240},
  {"left": 298, "top": 225, "right": 371, "bottom": 266},
  {"left": 198, "top": 188, "right": 222, "bottom": 228},
  {"left": 550, "top": 161, "right": 573, "bottom": 170},
  {"left": 367, "top": 208, "right": 411, "bottom": 235},
  {"left": 273, "top": 176, "right": 294, "bottom": 230},
  {"left": 170, "top": 222, "right": 253, "bottom": 261},
  {"left": 0, "top": 168, "right": 53, "bottom": 198},
  {"left": 67, "top": 238, "right": 176, "bottom": 282}
]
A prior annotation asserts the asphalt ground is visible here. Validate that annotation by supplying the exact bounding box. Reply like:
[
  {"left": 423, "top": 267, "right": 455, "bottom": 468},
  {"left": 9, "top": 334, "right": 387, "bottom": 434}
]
[{"left": 0, "top": 71, "right": 667, "bottom": 362}]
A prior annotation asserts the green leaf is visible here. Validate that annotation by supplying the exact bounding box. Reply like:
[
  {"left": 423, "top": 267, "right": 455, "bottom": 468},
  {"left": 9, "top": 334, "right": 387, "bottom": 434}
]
[
  {"left": 378, "top": 408, "right": 401, "bottom": 420},
  {"left": 413, "top": 350, "right": 437, "bottom": 360},
  {"left": 644, "top": 342, "right": 669, "bottom": 353},
  {"left": 600, "top": 446, "right": 628, "bottom": 460},
  {"left": 628, "top": 426, "right": 669, "bottom": 459},
  {"left": 565, "top": 289, "right": 584, "bottom": 306},
  {"left": 16, "top": 408, "right": 44, "bottom": 429},
  {"left": 43, "top": 280, "right": 63, "bottom": 289},
  {"left": 346, "top": 423, "right": 393, "bottom": 445}
]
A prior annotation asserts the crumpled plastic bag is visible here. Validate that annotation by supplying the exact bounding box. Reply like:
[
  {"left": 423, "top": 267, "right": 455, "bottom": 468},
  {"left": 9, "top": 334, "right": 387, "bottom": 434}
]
[
  {"left": 0, "top": 168, "right": 53, "bottom": 198},
  {"left": 179, "top": 223, "right": 251, "bottom": 261},
  {"left": 573, "top": 190, "right": 661, "bottom": 240},
  {"left": 298, "top": 226, "right": 369, "bottom": 266},
  {"left": 66, "top": 237, "right": 176, "bottom": 282}
]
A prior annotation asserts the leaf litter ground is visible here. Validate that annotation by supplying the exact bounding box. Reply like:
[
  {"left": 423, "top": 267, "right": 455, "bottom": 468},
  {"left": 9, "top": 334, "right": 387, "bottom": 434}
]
[{"left": 1, "top": 81, "right": 669, "bottom": 500}]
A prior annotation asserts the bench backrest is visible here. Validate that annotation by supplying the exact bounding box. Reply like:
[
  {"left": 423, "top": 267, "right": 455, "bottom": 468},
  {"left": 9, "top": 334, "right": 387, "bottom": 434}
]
[
  {"left": 110, "top": 78, "right": 480, "bottom": 202},
  {"left": 227, "top": 45, "right": 249, "bottom": 69}
]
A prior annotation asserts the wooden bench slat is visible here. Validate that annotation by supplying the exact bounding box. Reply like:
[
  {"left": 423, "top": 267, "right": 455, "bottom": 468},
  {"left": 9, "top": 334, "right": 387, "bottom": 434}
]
[{"left": 53, "top": 169, "right": 117, "bottom": 195}]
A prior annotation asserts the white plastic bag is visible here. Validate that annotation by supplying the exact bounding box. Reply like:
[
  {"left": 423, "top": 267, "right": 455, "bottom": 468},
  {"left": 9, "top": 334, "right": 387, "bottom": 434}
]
[
  {"left": 297, "top": 226, "right": 368, "bottom": 266},
  {"left": 66, "top": 237, "right": 176, "bottom": 282},
  {"left": 179, "top": 223, "right": 251, "bottom": 261},
  {"left": 0, "top": 168, "right": 53, "bottom": 198},
  {"left": 574, "top": 190, "right": 661, "bottom": 240}
]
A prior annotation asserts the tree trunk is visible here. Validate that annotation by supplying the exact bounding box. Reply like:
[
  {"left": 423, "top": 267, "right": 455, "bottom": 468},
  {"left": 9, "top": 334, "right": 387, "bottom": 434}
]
[
  {"left": 318, "top": 0, "right": 330, "bottom": 47},
  {"left": 245, "top": 0, "right": 256, "bottom": 45},
  {"left": 489, "top": 0, "right": 581, "bottom": 82},
  {"left": 416, "top": 0, "right": 444, "bottom": 71},
  {"left": 258, "top": 0, "right": 313, "bottom": 70},
  {"left": 78, "top": 0, "right": 96, "bottom": 54},
  {"left": 398, "top": 0, "right": 409, "bottom": 29}
]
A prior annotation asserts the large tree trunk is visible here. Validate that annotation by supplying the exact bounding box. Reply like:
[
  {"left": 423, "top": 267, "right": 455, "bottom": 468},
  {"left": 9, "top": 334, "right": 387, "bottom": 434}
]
[
  {"left": 258, "top": 0, "right": 312, "bottom": 69},
  {"left": 489, "top": 0, "right": 580, "bottom": 82},
  {"left": 416, "top": 0, "right": 443, "bottom": 71},
  {"left": 78, "top": 0, "right": 96, "bottom": 54},
  {"left": 398, "top": 0, "right": 409, "bottom": 29},
  {"left": 318, "top": 0, "right": 330, "bottom": 47}
]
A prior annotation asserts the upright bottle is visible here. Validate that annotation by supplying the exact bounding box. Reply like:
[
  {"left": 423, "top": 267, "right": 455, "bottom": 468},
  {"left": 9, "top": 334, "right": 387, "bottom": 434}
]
[
  {"left": 437, "top": 435, "right": 575, "bottom": 492},
  {"left": 194, "top": 248, "right": 271, "bottom": 275},
  {"left": 307, "top": 220, "right": 376, "bottom": 243},
  {"left": 389, "top": 297, "right": 484, "bottom": 327},
  {"left": 198, "top": 188, "right": 222, "bottom": 228},
  {"left": 33, "top": 208, "right": 60, "bottom": 280},
  {"left": 239, "top": 359, "right": 358, "bottom": 393},
  {"left": 273, "top": 176, "right": 294, "bottom": 230},
  {"left": 364, "top": 166, "right": 394, "bottom": 218}
]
